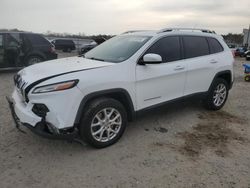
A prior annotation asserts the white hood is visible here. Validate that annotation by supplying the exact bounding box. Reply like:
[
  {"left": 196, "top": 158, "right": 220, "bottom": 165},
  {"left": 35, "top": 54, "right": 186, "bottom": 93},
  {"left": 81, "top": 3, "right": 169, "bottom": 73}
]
[{"left": 17, "top": 56, "right": 114, "bottom": 85}]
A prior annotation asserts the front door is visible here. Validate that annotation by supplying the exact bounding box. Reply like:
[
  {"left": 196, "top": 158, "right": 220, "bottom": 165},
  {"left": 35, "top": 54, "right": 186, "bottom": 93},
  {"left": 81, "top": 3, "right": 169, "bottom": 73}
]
[
  {"left": 4, "top": 33, "right": 21, "bottom": 68},
  {"left": 136, "top": 36, "right": 187, "bottom": 110}
]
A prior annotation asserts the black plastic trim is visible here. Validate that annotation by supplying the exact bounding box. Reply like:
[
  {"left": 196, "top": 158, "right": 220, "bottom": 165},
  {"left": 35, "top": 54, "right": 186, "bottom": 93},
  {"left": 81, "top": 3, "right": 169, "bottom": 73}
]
[
  {"left": 74, "top": 88, "right": 135, "bottom": 124},
  {"left": 209, "top": 70, "right": 233, "bottom": 90},
  {"left": 137, "top": 92, "right": 207, "bottom": 115}
]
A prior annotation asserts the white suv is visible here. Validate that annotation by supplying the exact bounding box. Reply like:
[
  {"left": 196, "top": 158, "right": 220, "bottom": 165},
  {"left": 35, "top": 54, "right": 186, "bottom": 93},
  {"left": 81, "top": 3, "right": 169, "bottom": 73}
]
[{"left": 7, "top": 28, "right": 234, "bottom": 148}]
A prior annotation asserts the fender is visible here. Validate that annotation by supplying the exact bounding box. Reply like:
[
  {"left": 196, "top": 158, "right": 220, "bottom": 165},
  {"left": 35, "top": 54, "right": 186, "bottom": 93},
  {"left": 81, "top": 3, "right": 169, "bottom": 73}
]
[
  {"left": 208, "top": 70, "right": 233, "bottom": 91},
  {"left": 74, "top": 88, "right": 135, "bottom": 125}
]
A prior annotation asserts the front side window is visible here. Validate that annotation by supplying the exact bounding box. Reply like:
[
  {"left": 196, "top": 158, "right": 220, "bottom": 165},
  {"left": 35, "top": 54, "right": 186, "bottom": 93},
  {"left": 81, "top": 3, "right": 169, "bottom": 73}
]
[
  {"left": 183, "top": 36, "right": 209, "bottom": 58},
  {"left": 207, "top": 37, "right": 224, "bottom": 54},
  {"left": 145, "top": 36, "right": 181, "bottom": 63},
  {"left": 6, "top": 34, "right": 19, "bottom": 48},
  {"left": 85, "top": 35, "right": 151, "bottom": 63}
]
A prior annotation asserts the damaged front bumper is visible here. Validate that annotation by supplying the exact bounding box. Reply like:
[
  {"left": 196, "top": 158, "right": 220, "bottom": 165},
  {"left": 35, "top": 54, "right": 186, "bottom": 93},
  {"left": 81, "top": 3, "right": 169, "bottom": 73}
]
[{"left": 6, "top": 96, "right": 78, "bottom": 140}]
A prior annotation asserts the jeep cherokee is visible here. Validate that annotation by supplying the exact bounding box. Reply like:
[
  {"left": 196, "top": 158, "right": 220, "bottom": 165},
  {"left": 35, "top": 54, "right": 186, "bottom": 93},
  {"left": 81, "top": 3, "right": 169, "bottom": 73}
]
[{"left": 7, "top": 28, "right": 234, "bottom": 148}]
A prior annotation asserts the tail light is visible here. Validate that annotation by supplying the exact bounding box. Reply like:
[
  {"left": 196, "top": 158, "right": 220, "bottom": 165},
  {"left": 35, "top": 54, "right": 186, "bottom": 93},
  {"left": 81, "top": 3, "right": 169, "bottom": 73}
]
[{"left": 50, "top": 46, "right": 56, "bottom": 53}]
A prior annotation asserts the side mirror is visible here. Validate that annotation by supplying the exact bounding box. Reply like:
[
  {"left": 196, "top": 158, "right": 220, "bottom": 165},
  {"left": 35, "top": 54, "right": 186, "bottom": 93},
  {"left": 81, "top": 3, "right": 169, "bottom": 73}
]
[{"left": 140, "top": 53, "right": 162, "bottom": 65}]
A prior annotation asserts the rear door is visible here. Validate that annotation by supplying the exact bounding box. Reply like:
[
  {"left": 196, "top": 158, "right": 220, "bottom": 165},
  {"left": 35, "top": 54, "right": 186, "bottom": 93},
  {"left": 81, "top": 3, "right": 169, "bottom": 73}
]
[{"left": 182, "top": 36, "right": 217, "bottom": 95}]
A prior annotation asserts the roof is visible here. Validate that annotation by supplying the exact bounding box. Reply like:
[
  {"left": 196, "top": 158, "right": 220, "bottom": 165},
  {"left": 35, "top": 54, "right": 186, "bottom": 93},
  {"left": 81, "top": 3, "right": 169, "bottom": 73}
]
[{"left": 122, "top": 28, "right": 219, "bottom": 38}]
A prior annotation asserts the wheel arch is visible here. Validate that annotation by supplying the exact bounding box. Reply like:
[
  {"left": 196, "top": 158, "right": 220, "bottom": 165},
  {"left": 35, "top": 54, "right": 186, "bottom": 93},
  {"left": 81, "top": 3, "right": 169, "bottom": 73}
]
[
  {"left": 209, "top": 70, "right": 233, "bottom": 91},
  {"left": 74, "top": 88, "right": 135, "bottom": 125},
  {"left": 25, "top": 51, "right": 46, "bottom": 62}
]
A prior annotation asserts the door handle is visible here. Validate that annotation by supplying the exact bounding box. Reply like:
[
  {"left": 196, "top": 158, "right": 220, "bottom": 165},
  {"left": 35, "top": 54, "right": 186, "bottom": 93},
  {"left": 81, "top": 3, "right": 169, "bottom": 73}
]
[
  {"left": 210, "top": 60, "right": 218, "bottom": 64},
  {"left": 174, "top": 66, "right": 185, "bottom": 71}
]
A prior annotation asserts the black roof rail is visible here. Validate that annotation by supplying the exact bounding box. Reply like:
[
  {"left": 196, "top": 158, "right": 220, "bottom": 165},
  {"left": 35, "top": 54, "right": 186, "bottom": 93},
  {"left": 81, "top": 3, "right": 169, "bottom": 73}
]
[{"left": 158, "top": 28, "right": 216, "bottom": 34}]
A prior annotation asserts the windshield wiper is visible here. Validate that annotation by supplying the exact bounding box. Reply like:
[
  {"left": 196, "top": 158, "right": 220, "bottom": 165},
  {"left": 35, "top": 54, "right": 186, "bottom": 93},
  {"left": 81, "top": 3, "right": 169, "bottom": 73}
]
[{"left": 87, "top": 57, "right": 105, "bottom": 62}]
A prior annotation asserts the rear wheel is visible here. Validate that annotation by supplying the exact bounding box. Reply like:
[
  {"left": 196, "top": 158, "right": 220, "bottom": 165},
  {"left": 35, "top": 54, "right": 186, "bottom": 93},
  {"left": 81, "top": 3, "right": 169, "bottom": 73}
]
[
  {"left": 27, "top": 56, "right": 43, "bottom": 66},
  {"left": 203, "top": 78, "right": 229, "bottom": 110},
  {"left": 79, "top": 98, "right": 127, "bottom": 148}
]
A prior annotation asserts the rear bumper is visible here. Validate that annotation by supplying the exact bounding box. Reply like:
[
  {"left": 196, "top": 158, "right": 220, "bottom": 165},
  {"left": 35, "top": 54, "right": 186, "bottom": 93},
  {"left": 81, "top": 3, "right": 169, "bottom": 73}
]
[{"left": 6, "top": 96, "right": 78, "bottom": 140}]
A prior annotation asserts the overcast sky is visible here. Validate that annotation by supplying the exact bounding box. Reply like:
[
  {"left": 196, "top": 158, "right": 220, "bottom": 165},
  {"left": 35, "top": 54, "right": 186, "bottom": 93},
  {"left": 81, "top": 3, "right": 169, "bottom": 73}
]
[{"left": 0, "top": 0, "right": 249, "bottom": 35}]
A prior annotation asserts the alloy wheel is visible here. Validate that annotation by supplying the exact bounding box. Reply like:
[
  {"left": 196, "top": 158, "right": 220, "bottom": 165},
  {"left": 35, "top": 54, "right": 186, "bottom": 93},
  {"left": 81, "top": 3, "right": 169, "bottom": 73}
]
[
  {"left": 213, "top": 83, "right": 227, "bottom": 107},
  {"left": 90, "top": 108, "right": 122, "bottom": 142}
]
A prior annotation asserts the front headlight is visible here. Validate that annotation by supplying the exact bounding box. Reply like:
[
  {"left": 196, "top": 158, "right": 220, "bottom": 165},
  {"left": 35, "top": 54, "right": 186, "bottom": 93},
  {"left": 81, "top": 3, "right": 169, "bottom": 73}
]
[{"left": 32, "top": 80, "right": 79, "bottom": 94}]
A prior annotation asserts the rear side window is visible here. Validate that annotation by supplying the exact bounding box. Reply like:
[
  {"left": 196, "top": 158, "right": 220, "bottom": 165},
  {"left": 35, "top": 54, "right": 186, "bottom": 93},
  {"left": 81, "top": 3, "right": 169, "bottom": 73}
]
[
  {"left": 25, "top": 34, "right": 49, "bottom": 45},
  {"left": 145, "top": 36, "right": 181, "bottom": 62},
  {"left": 6, "top": 34, "right": 19, "bottom": 47},
  {"left": 183, "top": 36, "right": 209, "bottom": 58},
  {"left": 207, "top": 37, "right": 223, "bottom": 54}
]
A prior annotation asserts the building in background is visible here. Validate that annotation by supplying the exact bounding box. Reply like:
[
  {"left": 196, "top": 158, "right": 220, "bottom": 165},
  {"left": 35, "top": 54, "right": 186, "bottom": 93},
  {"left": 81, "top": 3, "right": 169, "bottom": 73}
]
[{"left": 243, "top": 26, "right": 250, "bottom": 48}]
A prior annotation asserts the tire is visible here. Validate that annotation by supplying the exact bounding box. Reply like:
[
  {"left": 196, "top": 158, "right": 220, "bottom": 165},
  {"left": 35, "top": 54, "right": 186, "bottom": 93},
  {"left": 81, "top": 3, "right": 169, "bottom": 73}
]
[
  {"left": 245, "top": 75, "right": 250, "bottom": 82},
  {"left": 27, "top": 56, "right": 43, "bottom": 66},
  {"left": 203, "top": 78, "right": 229, "bottom": 110},
  {"left": 79, "top": 98, "right": 127, "bottom": 148}
]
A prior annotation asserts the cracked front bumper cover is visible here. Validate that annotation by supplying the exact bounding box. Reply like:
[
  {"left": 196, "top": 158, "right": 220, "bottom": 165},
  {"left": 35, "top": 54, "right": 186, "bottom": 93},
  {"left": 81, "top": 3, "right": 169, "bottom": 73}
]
[{"left": 6, "top": 96, "right": 78, "bottom": 140}]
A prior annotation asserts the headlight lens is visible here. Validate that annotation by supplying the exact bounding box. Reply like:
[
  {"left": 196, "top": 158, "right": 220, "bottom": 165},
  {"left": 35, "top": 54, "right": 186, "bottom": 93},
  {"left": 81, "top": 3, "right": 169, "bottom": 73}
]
[{"left": 32, "top": 80, "right": 79, "bottom": 94}]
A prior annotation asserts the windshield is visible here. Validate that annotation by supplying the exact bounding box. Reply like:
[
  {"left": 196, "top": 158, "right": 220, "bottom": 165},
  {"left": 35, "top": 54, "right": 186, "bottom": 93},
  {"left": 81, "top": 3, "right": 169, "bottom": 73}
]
[{"left": 85, "top": 35, "right": 151, "bottom": 63}]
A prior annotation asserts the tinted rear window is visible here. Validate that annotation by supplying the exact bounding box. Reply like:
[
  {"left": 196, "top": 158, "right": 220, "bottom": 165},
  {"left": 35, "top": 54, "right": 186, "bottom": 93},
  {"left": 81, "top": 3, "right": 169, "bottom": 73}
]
[
  {"left": 183, "top": 36, "right": 209, "bottom": 58},
  {"left": 207, "top": 38, "right": 223, "bottom": 54},
  {"left": 145, "top": 36, "right": 182, "bottom": 62},
  {"left": 55, "top": 40, "right": 74, "bottom": 45},
  {"left": 25, "top": 34, "right": 50, "bottom": 45}
]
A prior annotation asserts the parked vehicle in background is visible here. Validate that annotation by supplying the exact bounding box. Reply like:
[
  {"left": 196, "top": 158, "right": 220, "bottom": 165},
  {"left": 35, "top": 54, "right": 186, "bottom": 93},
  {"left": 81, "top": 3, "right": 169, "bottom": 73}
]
[
  {"left": 227, "top": 44, "right": 236, "bottom": 49},
  {"left": 235, "top": 47, "right": 247, "bottom": 57},
  {"left": 8, "top": 28, "right": 234, "bottom": 148},
  {"left": 51, "top": 39, "right": 76, "bottom": 52},
  {"left": 246, "top": 50, "right": 250, "bottom": 61},
  {"left": 78, "top": 41, "right": 97, "bottom": 55},
  {"left": 0, "top": 32, "right": 57, "bottom": 70}
]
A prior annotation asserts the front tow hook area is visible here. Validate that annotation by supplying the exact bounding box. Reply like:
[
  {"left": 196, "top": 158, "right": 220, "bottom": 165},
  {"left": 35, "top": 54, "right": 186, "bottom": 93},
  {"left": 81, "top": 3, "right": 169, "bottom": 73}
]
[
  {"left": 6, "top": 96, "right": 26, "bottom": 134},
  {"left": 6, "top": 96, "right": 85, "bottom": 145}
]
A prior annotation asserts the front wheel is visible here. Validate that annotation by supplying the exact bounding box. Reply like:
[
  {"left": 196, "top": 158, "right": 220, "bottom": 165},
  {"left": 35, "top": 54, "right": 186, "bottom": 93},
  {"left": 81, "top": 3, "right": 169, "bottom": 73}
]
[
  {"left": 79, "top": 98, "right": 127, "bottom": 148},
  {"left": 203, "top": 78, "right": 229, "bottom": 110}
]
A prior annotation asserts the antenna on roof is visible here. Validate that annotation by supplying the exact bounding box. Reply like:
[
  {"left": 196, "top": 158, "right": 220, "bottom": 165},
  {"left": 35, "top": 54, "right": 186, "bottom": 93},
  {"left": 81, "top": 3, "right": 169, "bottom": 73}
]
[{"left": 122, "top": 30, "right": 151, "bottom": 34}]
